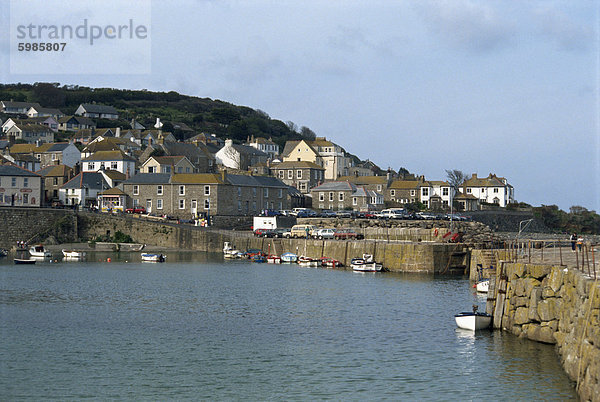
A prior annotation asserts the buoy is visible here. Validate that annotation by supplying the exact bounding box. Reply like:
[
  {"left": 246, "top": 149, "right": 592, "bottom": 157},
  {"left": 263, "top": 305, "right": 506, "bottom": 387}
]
[
  {"left": 107, "top": 258, "right": 111, "bottom": 262},
  {"left": 434, "top": 228, "right": 439, "bottom": 237}
]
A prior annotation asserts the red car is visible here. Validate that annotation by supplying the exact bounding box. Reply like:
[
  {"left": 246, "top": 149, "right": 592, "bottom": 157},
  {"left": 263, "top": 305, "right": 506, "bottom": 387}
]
[
  {"left": 334, "top": 229, "right": 364, "bottom": 240},
  {"left": 126, "top": 207, "right": 146, "bottom": 214}
]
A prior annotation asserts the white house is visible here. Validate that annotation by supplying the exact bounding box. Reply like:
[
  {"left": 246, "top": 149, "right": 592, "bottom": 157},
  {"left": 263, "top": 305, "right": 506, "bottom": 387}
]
[
  {"left": 462, "top": 173, "right": 514, "bottom": 207},
  {"left": 59, "top": 171, "right": 109, "bottom": 207},
  {"left": 419, "top": 180, "right": 453, "bottom": 209},
  {"left": 75, "top": 103, "right": 119, "bottom": 120},
  {"left": 26, "top": 106, "right": 64, "bottom": 119},
  {"left": 81, "top": 150, "right": 136, "bottom": 176},
  {"left": 0, "top": 164, "right": 43, "bottom": 207},
  {"left": 0, "top": 101, "right": 41, "bottom": 115},
  {"left": 246, "top": 136, "right": 280, "bottom": 159},
  {"left": 215, "top": 139, "right": 269, "bottom": 170}
]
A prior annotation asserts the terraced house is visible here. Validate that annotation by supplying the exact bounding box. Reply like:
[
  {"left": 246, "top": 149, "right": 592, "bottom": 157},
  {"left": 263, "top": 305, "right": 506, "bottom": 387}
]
[
  {"left": 122, "top": 171, "right": 289, "bottom": 218},
  {"left": 0, "top": 164, "right": 43, "bottom": 207},
  {"left": 281, "top": 137, "right": 351, "bottom": 180},
  {"left": 270, "top": 160, "right": 324, "bottom": 193},
  {"left": 310, "top": 181, "right": 384, "bottom": 212},
  {"left": 462, "top": 173, "right": 514, "bottom": 207}
]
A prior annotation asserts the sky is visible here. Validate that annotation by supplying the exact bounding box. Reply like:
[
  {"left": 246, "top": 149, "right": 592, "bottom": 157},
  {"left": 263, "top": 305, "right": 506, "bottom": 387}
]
[{"left": 1, "top": 0, "right": 598, "bottom": 211}]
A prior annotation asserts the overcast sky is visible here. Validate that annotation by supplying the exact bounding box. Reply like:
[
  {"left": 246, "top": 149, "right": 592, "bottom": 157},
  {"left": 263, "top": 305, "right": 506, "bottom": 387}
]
[{"left": 2, "top": 1, "right": 598, "bottom": 211}]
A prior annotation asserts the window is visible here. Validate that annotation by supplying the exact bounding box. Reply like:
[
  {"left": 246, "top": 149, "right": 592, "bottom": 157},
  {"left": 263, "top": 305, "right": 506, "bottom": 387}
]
[
  {"left": 204, "top": 199, "right": 210, "bottom": 209},
  {"left": 297, "top": 170, "right": 302, "bottom": 179},
  {"left": 377, "top": 185, "right": 382, "bottom": 191},
  {"left": 238, "top": 201, "right": 242, "bottom": 211},
  {"left": 263, "top": 188, "right": 268, "bottom": 197},
  {"left": 314, "top": 170, "right": 318, "bottom": 180},
  {"left": 52, "top": 153, "right": 58, "bottom": 161},
  {"left": 299, "top": 182, "right": 307, "bottom": 191},
  {"left": 11, "top": 178, "right": 16, "bottom": 187},
  {"left": 338, "top": 192, "right": 344, "bottom": 201},
  {"left": 164, "top": 166, "right": 171, "bottom": 173},
  {"left": 253, "top": 188, "right": 257, "bottom": 197},
  {"left": 178, "top": 167, "right": 183, "bottom": 173},
  {"left": 111, "top": 162, "right": 118, "bottom": 170},
  {"left": 493, "top": 188, "right": 499, "bottom": 193},
  {"left": 319, "top": 192, "right": 325, "bottom": 202},
  {"left": 353, "top": 197, "right": 357, "bottom": 205},
  {"left": 329, "top": 192, "right": 334, "bottom": 202},
  {"left": 204, "top": 185, "right": 210, "bottom": 196},
  {"left": 410, "top": 190, "right": 416, "bottom": 196},
  {"left": 179, "top": 199, "right": 185, "bottom": 209},
  {"left": 157, "top": 199, "right": 163, "bottom": 209},
  {"left": 179, "top": 185, "right": 185, "bottom": 196},
  {"left": 422, "top": 188, "right": 429, "bottom": 197},
  {"left": 53, "top": 177, "right": 58, "bottom": 186},
  {"left": 157, "top": 185, "right": 163, "bottom": 195},
  {"left": 148, "top": 166, "right": 155, "bottom": 173},
  {"left": 133, "top": 185, "right": 139, "bottom": 195},
  {"left": 288, "top": 170, "right": 293, "bottom": 179},
  {"left": 391, "top": 190, "right": 395, "bottom": 196},
  {"left": 278, "top": 170, "right": 284, "bottom": 179},
  {"left": 23, "top": 178, "right": 28, "bottom": 188},
  {"left": 100, "top": 162, "right": 105, "bottom": 170},
  {"left": 89, "top": 162, "right": 95, "bottom": 170},
  {"left": 252, "top": 201, "right": 256, "bottom": 211},
  {"left": 278, "top": 188, "right": 283, "bottom": 198},
  {"left": 442, "top": 188, "right": 449, "bottom": 196},
  {"left": 466, "top": 188, "right": 472, "bottom": 194},
  {"left": 238, "top": 187, "right": 242, "bottom": 197},
  {"left": 186, "top": 167, "right": 190, "bottom": 173}
]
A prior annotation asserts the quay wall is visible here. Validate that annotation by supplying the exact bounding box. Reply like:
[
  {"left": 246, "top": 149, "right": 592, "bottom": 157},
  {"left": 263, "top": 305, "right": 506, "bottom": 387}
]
[
  {"left": 77, "top": 212, "right": 460, "bottom": 274},
  {"left": 487, "top": 262, "right": 600, "bottom": 400},
  {"left": 0, "top": 207, "right": 78, "bottom": 248}
]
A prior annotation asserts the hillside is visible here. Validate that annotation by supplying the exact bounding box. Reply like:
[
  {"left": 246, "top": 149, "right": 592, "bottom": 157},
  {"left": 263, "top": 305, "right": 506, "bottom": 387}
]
[{"left": 0, "top": 82, "right": 310, "bottom": 147}]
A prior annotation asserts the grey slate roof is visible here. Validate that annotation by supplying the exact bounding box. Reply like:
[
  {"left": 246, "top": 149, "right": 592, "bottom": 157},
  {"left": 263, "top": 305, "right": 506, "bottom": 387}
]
[
  {"left": 311, "top": 181, "right": 357, "bottom": 192},
  {"left": 79, "top": 103, "right": 118, "bottom": 114},
  {"left": 61, "top": 172, "right": 108, "bottom": 190},
  {"left": 46, "top": 143, "right": 71, "bottom": 152},
  {"left": 0, "top": 164, "right": 39, "bottom": 176},
  {"left": 122, "top": 173, "right": 172, "bottom": 185},
  {"left": 231, "top": 144, "right": 268, "bottom": 157},
  {"left": 226, "top": 174, "right": 288, "bottom": 188}
]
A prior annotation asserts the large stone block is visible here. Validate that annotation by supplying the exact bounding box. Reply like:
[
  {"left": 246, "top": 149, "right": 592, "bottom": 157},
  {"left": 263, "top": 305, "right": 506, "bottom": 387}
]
[
  {"left": 548, "top": 267, "right": 565, "bottom": 293},
  {"left": 514, "top": 296, "right": 529, "bottom": 308},
  {"left": 538, "top": 299, "right": 561, "bottom": 322},
  {"left": 514, "top": 307, "right": 530, "bottom": 325},
  {"left": 529, "top": 264, "right": 551, "bottom": 279},
  {"left": 523, "top": 323, "right": 556, "bottom": 344}
]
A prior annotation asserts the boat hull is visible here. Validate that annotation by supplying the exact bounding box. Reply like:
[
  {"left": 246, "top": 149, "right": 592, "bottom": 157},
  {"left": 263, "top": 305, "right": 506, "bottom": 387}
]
[
  {"left": 280, "top": 253, "right": 298, "bottom": 263},
  {"left": 14, "top": 258, "right": 36, "bottom": 264},
  {"left": 62, "top": 250, "right": 86, "bottom": 259},
  {"left": 455, "top": 312, "right": 492, "bottom": 331},
  {"left": 476, "top": 279, "right": 489, "bottom": 293},
  {"left": 141, "top": 253, "right": 166, "bottom": 262}
]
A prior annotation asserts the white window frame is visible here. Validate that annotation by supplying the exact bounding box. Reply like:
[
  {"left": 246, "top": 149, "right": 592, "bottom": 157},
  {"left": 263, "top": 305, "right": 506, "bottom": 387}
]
[
  {"left": 204, "top": 185, "right": 210, "bottom": 196},
  {"left": 179, "top": 199, "right": 185, "bottom": 209},
  {"left": 297, "top": 170, "right": 302, "bottom": 179},
  {"left": 157, "top": 199, "right": 163, "bottom": 209},
  {"left": 157, "top": 185, "right": 163, "bottom": 195},
  {"left": 133, "top": 185, "right": 139, "bottom": 195},
  {"left": 319, "top": 192, "right": 324, "bottom": 202},
  {"left": 179, "top": 185, "right": 185, "bottom": 196}
]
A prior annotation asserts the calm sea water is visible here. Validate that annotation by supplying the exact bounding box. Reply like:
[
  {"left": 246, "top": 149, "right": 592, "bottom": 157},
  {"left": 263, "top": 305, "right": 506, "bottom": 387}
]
[{"left": 0, "top": 252, "right": 576, "bottom": 400}]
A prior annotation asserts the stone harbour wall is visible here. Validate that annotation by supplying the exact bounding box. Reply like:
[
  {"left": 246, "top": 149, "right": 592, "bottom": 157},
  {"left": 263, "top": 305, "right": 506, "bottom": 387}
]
[
  {"left": 0, "top": 207, "right": 78, "bottom": 248},
  {"left": 488, "top": 262, "right": 600, "bottom": 401}
]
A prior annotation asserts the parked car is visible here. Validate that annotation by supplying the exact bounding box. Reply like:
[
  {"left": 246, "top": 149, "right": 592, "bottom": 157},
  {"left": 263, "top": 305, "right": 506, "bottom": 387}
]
[
  {"left": 334, "top": 229, "right": 364, "bottom": 240},
  {"left": 377, "top": 209, "right": 406, "bottom": 219},
  {"left": 312, "top": 228, "right": 335, "bottom": 239},
  {"left": 125, "top": 206, "right": 146, "bottom": 214},
  {"left": 259, "top": 209, "right": 281, "bottom": 217},
  {"left": 271, "top": 228, "right": 291, "bottom": 238},
  {"left": 279, "top": 210, "right": 293, "bottom": 216},
  {"left": 335, "top": 210, "right": 353, "bottom": 218},
  {"left": 254, "top": 228, "right": 270, "bottom": 237},
  {"left": 297, "top": 209, "right": 317, "bottom": 218},
  {"left": 417, "top": 212, "right": 437, "bottom": 220},
  {"left": 319, "top": 209, "right": 337, "bottom": 218},
  {"left": 288, "top": 224, "right": 317, "bottom": 238}
]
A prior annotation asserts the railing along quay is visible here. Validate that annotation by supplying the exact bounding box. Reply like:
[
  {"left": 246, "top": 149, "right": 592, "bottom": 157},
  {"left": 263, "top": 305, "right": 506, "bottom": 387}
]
[{"left": 501, "top": 239, "right": 598, "bottom": 279}]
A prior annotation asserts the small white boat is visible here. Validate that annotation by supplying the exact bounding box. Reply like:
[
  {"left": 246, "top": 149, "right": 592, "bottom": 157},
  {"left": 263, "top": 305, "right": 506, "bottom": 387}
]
[
  {"left": 14, "top": 258, "right": 36, "bottom": 264},
  {"left": 280, "top": 252, "right": 298, "bottom": 263},
  {"left": 455, "top": 306, "right": 492, "bottom": 331},
  {"left": 29, "top": 245, "right": 51, "bottom": 258},
  {"left": 141, "top": 253, "right": 166, "bottom": 262},
  {"left": 476, "top": 279, "right": 489, "bottom": 293},
  {"left": 223, "top": 242, "right": 242, "bottom": 259},
  {"left": 351, "top": 254, "right": 383, "bottom": 272},
  {"left": 267, "top": 255, "right": 281, "bottom": 264},
  {"left": 298, "top": 256, "right": 319, "bottom": 267},
  {"left": 62, "top": 250, "right": 86, "bottom": 260}
]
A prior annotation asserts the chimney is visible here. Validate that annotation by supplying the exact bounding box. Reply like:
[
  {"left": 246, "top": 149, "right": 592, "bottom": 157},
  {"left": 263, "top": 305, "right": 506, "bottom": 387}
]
[
  {"left": 221, "top": 168, "right": 227, "bottom": 182},
  {"left": 116, "top": 127, "right": 121, "bottom": 137},
  {"left": 225, "top": 139, "right": 233, "bottom": 147},
  {"left": 472, "top": 173, "right": 477, "bottom": 179}
]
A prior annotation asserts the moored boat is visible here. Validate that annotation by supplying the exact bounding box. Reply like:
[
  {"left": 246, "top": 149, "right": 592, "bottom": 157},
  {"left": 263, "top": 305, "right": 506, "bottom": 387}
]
[
  {"left": 476, "top": 279, "right": 489, "bottom": 293},
  {"left": 280, "top": 252, "right": 298, "bottom": 263},
  {"left": 266, "top": 255, "right": 281, "bottom": 264},
  {"left": 223, "top": 242, "right": 242, "bottom": 259},
  {"left": 14, "top": 258, "right": 36, "bottom": 264},
  {"left": 298, "top": 256, "right": 319, "bottom": 267},
  {"left": 455, "top": 306, "right": 492, "bottom": 331},
  {"left": 141, "top": 253, "right": 166, "bottom": 262},
  {"left": 351, "top": 254, "right": 383, "bottom": 272},
  {"left": 320, "top": 257, "right": 343, "bottom": 268},
  {"left": 252, "top": 254, "right": 266, "bottom": 263},
  {"left": 62, "top": 250, "right": 86, "bottom": 260},
  {"left": 29, "top": 245, "right": 52, "bottom": 258}
]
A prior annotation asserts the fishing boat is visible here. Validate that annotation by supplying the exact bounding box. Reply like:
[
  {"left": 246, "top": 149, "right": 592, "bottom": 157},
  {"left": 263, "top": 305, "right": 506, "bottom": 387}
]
[
  {"left": 29, "top": 244, "right": 52, "bottom": 258},
  {"left": 266, "top": 255, "right": 281, "bottom": 264},
  {"left": 298, "top": 256, "right": 319, "bottom": 267},
  {"left": 320, "top": 257, "right": 343, "bottom": 268},
  {"left": 252, "top": 254, "right": 266, "bottom": 263},
  {"left": 476, "top": 279, "right": 489, "bottom": 293},
  {"left": 62, "top": 250, "right": 86, "bottom": 260},
  {"left": 280, "top": 252, "right": 298, "bottom": 263},
  {"left": 455, "top": 306, "right": 492, "bottom": 331},
  {"left": 141, "top": 253, "right": 166, "bottom": 262},
  {"left": 14, "top": 258, "right": 36, "bottom": 264},
  {"left": 223, "top": 242, "right": 242, "bottom": 259},
  {"left": 351, "top": 254, "right": 383, "bottom": 272}
]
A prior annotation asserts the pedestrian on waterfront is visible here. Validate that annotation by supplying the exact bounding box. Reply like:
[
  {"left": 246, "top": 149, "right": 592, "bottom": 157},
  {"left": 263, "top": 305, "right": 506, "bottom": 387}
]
[
  {"left": 577, "top": 235, "right": 583, "bottom": 251},
  {"left": 570, "top": 233, "right": 577, "bottom": 252}
]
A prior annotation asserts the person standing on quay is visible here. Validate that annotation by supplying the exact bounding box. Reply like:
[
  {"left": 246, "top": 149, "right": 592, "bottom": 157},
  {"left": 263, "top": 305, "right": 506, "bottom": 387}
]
[
  {"left": 570, "top": 233, "right": 577, "bottom": 252},
  {"left": 577, "top": 235, "right": 583, "bottom": 251}
]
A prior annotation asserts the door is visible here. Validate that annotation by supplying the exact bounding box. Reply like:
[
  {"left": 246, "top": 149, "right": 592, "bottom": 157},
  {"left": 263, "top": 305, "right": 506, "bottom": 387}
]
[
  {"left": 146, "top": 199, "right": 152, "bottom": 213},
  {"left": 191, "top": 199, "right": 197, "bottom": 217}
]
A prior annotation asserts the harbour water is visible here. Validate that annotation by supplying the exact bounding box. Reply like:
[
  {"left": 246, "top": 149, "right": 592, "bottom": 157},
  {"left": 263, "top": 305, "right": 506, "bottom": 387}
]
[{"left": 0, "top": 252, "right": 576, "bottom": 400}]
